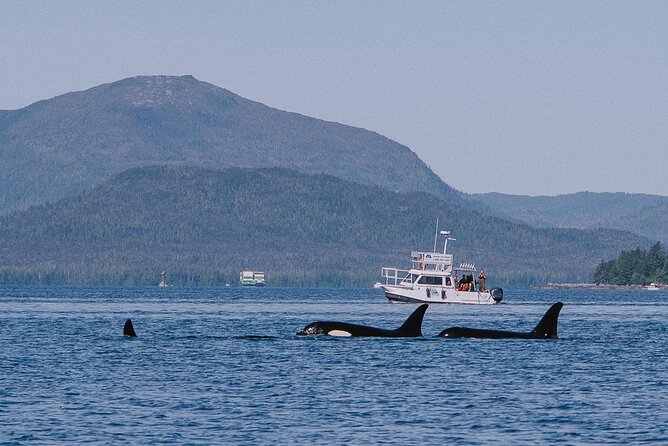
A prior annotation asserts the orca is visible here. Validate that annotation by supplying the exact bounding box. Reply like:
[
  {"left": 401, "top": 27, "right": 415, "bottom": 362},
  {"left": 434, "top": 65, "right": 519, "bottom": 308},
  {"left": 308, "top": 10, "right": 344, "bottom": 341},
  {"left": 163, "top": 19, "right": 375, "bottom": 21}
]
[
  {"left": 123, "top": 319, "right": 137, "bottom": 337},
  {"left": 298, "top": 304, "right": 428, "bottom": 337},
  {"left": 437, "top": 302, "right": 563, "bottom": 339}
]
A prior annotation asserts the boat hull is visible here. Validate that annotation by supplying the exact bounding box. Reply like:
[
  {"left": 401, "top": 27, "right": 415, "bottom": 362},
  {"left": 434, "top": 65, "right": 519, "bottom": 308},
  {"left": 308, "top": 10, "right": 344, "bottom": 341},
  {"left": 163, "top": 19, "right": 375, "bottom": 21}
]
[{"left": 383, "top": 286, "right": 502, "bottom": 305}]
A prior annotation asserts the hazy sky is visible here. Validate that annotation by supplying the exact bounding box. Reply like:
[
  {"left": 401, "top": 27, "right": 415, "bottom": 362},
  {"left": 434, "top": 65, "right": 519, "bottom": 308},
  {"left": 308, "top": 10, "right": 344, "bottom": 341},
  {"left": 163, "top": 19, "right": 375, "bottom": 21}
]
[{"left": 2, "top": 1, "right": 667, "bottom": 196}]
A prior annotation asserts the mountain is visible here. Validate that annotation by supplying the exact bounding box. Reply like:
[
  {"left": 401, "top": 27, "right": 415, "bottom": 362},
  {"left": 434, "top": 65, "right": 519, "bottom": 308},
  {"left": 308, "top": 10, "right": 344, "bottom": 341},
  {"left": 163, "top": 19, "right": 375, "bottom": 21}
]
[
  {"left": 472, "top": 192, "right": 668, "bottom": 244},
  {"left": 0, "top": 166, "right": 650, "bottom": 287},
  {"left": 607, "top": 202, "right": 668, "bottom": 245},
  {"left": 0, "top": 75, "right": 465, "bottom": 215}
]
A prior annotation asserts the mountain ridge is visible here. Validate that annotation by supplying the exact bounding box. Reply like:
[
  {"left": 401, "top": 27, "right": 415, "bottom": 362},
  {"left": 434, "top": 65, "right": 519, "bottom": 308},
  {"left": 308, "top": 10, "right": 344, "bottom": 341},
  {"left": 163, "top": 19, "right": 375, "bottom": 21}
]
[
  {"left": 0, "top": 75, "right": 465, "bottom": 214},
  {"left": 473, "top": 191, "right": 668, "bottom": 244}
]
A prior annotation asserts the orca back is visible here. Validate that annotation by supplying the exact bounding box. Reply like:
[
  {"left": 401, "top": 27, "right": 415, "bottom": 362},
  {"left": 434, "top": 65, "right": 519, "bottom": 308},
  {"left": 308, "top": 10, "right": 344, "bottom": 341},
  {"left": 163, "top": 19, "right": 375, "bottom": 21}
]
[
  {"left": 530, "top": 302, "right": 563, "bottom": 339},
  {"left": 298, "top": 304, "right": 428, "bottom": 337}
]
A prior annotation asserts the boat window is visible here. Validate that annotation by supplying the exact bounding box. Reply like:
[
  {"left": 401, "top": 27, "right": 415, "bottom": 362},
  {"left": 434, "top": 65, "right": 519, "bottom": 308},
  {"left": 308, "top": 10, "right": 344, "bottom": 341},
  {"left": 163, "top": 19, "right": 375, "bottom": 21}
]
[{"left": 417, "top": 276, "right": 443, "bottom": 285}]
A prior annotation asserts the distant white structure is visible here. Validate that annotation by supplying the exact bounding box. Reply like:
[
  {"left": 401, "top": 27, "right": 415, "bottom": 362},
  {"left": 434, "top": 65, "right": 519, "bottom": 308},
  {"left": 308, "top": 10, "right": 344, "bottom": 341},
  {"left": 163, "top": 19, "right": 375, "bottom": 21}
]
[{"left": 240, "top": 271, "right": 265, "bottom": 287}]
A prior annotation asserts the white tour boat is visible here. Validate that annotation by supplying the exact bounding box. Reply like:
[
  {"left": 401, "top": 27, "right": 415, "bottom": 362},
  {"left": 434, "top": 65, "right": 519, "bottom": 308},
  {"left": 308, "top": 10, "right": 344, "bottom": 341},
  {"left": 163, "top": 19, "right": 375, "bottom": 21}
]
[{"left": 379, "top": 229, "right": 503, "bottom": 304}]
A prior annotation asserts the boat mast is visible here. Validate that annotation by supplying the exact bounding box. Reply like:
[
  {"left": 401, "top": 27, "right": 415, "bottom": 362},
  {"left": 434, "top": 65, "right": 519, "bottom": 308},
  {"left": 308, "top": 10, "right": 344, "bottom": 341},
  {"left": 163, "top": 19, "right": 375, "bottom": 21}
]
[
  {"left": 433, "top": 217, "right": 439, "bottom": 253},
  {"left": 442, "top": 230, "right": 455, "bottom": 254}
]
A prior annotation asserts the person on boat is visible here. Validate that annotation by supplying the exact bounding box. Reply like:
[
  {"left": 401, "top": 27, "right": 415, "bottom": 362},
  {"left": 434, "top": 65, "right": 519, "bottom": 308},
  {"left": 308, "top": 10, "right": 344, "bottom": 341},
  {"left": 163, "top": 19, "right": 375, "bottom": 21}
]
[
  {"left": 453, "top": 274, "right": 459, "bottom": 289},
  {"left": 479, "top": 269, "right": 487, "bottom": 292},
  {"left": 458, "top": 275, "right": 469, "bottom": 291}
]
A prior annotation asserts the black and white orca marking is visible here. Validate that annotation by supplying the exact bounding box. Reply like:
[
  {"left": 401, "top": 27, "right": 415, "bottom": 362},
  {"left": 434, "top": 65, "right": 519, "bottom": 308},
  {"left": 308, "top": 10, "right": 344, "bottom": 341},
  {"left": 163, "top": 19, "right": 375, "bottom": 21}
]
[
  {"left": 298, "top": 304, "right": 428, "bottom": 337},
  {"left": 437, "top": 302, "right": 563, "bottom": 339},
  {"left": 123, "top": 319, "right": 137, "bottom": 337}
]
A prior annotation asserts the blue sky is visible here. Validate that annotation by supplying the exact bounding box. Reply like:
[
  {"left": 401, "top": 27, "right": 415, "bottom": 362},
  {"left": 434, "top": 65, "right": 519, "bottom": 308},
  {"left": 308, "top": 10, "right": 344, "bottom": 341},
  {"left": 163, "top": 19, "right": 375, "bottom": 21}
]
[{"left": 2, "top": 0, "right": 667, "bottom": 196}]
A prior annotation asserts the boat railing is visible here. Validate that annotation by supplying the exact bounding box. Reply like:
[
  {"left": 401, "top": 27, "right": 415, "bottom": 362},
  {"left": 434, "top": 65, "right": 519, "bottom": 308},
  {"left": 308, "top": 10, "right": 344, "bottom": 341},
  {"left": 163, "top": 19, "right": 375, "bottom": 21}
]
[
  {"left": 455, "top": 263, "right": 477, "bottom": 272},
  {"left": 381, "top": 267, "right": 413, "bottom": 286},
  {"left": 410, "top": 251, "right": 453, "bottom": 271}
]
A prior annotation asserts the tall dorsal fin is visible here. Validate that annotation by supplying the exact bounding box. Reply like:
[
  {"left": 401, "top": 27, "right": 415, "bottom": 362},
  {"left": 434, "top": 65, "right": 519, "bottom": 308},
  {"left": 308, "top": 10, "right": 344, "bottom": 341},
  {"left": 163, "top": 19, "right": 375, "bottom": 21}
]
[
  {"left": 396, "top": 304, "right": 428, "bottom": 337},
  {"left": 531, "top": 302, "right": 563, "bottom": 339},
  {"left": 124, "top": 319, "right": 137, "bottom": 337}
]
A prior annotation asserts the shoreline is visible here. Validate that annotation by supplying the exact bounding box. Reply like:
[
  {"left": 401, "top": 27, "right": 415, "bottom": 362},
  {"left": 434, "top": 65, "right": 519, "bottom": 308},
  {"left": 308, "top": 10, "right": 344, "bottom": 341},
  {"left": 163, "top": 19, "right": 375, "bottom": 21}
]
[{"left": 537, "top": 283, "right": 666, "bottom": 290}]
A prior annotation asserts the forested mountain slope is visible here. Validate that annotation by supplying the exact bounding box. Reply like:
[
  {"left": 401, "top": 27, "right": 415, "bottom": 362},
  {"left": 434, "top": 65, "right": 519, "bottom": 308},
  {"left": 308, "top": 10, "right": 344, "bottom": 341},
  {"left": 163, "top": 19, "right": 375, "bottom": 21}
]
[
  {"left": 0, "top": 166, "right": 649, "bottom": 287},
  {"left": 0, "top": 75, "right": 464, "bottom": 215},
  {"left": 607, "top": 202, "right": 668, "bottom": 246},
  {"left": 473, "top": 192, "right": 668, "bottom": 244}
]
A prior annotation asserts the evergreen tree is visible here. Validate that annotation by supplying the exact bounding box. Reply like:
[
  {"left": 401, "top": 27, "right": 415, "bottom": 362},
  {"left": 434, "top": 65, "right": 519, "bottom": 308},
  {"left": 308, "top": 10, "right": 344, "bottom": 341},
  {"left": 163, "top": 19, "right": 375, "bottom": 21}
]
[{"left": 593, "top": 243, "right": 667, "bottom": 285}]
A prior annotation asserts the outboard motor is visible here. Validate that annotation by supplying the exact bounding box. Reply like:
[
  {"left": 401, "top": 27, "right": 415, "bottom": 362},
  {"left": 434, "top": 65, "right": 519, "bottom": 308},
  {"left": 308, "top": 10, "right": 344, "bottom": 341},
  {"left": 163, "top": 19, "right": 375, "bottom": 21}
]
[{"left": 490, "top": 287, "right": 503, "bottom": 303}]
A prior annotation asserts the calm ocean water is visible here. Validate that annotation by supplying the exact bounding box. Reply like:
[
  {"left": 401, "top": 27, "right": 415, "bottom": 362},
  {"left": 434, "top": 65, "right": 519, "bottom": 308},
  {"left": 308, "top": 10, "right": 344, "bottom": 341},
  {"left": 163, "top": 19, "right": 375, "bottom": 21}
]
[{"left": 1, "top": 286, "right": 666, "bottom": 445}]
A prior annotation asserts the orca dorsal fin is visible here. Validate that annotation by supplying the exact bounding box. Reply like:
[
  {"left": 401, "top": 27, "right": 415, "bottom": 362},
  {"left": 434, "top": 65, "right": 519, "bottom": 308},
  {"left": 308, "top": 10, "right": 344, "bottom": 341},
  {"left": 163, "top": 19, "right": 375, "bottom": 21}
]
[
  {"left": 531, "top": 302, "right": 563, "bottom": 339},
  {"left": 124, "top": 319, "right": 137, "bottom": 337},
  {"left": 396, "top": 304, "right": 428, "bottom": 337}
]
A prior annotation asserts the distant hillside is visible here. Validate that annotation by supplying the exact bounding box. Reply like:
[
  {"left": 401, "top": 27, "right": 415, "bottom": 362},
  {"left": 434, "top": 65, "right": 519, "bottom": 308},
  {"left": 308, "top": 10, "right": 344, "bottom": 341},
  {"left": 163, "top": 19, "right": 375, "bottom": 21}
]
[
  {"left": 594, "top": 242, "right": 668, "bottom": 286},
  {"left": 0, "top": 166, "right": 650, "bottom": 287},
  {"left": 607, "top": 202, "right": 668, "bottom": 245},
  {"left": 472, "top": 192, "right": 668, "bottom": 244},
  {"left": 0, "top": 75, "right": 464, "bottom": 215}
]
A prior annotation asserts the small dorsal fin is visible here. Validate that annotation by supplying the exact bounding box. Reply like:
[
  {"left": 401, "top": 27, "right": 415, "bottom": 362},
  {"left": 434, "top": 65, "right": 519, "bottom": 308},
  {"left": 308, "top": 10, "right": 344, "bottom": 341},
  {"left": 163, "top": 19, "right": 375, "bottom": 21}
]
[
  {"left": 123, "top": 319, "right": 137, "bottom": 337},
  {"left": 396, "top": 304, "right": 428, "bottom": 337},
  {"left": 531, "top": 302, "right": 563, "bottom": 339}
]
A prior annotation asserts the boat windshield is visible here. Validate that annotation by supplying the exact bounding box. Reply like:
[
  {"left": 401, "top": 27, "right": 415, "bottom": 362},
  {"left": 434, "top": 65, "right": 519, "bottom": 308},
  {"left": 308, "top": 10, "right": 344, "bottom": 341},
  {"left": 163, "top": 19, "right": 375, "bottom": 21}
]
[{"left": 417, "top": 276, "right": 443, "bottom": 285}]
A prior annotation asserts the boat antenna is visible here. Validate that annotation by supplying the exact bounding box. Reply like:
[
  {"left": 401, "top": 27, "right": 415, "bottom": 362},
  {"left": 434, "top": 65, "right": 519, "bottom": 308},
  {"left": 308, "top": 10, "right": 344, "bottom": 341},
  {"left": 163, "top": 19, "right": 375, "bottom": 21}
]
[
  {"left": 442, "top": 230, "right": 454, "bottom": 254},
  {"left": 433, "top": 217, "right": 439, "bottom": 253}
]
